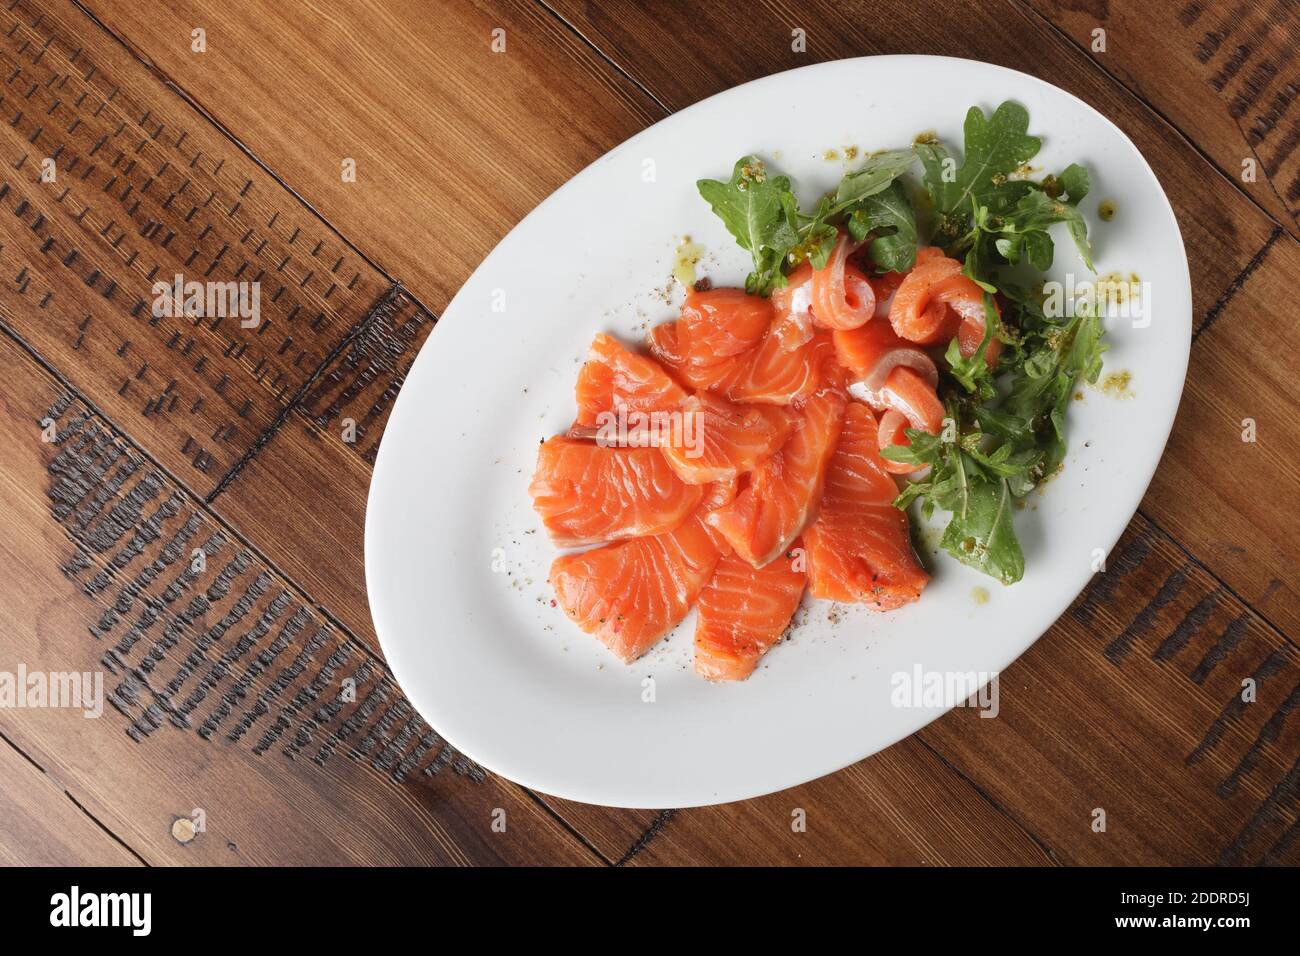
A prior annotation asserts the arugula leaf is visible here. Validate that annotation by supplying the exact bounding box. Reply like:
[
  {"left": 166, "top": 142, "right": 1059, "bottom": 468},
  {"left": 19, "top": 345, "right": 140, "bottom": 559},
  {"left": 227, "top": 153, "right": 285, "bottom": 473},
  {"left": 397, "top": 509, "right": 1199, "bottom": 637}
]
[
  {"left": 1002, "top": 190, "right": 1095, "bottom": 271},
  {"left": 796, "top": 196, "right": 840, "bottom": 270},
  {"left": 946, "top": 102, "right": 1041, "bottom": 213},
  {"left": 882, "top": 427, "right": 1026, "bottom": 585},
  {"left": 801, "top": 150, "right": 917, "bottom": 271},
  {"left": 939, "top": 469, "right": 1024, "bottom": 585},
  {"left": 1054, "top": 163, "right": 1090, "bottom": 203},
  {"left": 879, "top": 427, "right": 944, "bottom": 468},
  {"left": 697, "top": 156, "right": 800, "bottom": 296},
  {"left": 831, "top": 149, "right": 916, "bottom": 213},
  {"left": 915, "top": 140, "right": 952, "bottom": 213},
  {"left": 846, "top": 180, "right": 918, "bottom": 272},
  {"left": 924, "top": 102, "right": 1041, "bottom": 247}
]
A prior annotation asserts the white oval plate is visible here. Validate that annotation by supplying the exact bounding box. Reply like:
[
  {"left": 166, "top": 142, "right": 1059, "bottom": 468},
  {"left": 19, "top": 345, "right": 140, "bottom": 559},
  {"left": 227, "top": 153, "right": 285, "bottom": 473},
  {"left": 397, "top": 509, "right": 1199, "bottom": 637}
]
[{"left": 366, "top": 56, "right": 1190, "bottom": 808}]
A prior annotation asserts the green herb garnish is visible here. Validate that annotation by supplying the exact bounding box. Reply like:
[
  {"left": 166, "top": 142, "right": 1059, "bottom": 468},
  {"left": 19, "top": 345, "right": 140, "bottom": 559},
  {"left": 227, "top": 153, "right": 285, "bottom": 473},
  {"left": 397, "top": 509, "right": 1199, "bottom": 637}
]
[{"left": 696, "top": 101, "right": 1107, "bottom": 585}]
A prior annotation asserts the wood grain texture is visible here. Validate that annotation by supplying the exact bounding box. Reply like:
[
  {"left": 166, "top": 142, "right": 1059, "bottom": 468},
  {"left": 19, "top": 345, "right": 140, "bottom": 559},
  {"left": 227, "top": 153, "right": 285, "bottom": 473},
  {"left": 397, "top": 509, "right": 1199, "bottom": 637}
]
[
  {"left": 0, "top": 0, "right": 1293, "bottom": 867},
  {"left": 0, "top": 734, "right": 142, "bottom": 866},
  {"left": 1142, "top": 235, "right": 1300, "bottom": 636},
  {"left": 207, "top": 287, "right": 431, "bottom": 647},
  {"left": 920, "top": 515, "right": 1300, "bottom": 865},
  {"left": 74, "top": 0, "right": 661, "bottom": 313},
  {"left": 1022, "top": 0, "right": 1300, "bottom": 235},
  {"left": 0, "top": 329, "right": 598, "bottom": 865},
  {"left": 0, "top": 0, "right": 390, "bottom": 494},
  {"left": 623, "top": 737, "right": 1054, "bottom": 865}
]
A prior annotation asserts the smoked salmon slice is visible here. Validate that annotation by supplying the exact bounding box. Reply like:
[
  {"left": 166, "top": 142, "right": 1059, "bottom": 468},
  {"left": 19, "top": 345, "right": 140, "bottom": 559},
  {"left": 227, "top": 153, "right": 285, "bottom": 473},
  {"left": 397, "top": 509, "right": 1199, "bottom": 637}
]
[
  {"left": 888, "top": 249, "right": 1001, "bottom": 367},
  {"left": 694, "top": 547, "right": 806, "bottom": 681},
  {"left": 573, "top": 332, "right": 687, "bottom": 429},
  {"left": 888, "top": 249, "right": 963, "bottom": 344},
  {"left": 673, "top": 288, "right": 772, "bottom": 365},
  {"left": 833, "top": 318, "right": 939, "bottom": 408},
  {"left": 706, "top": 386, "right": 846, "bottom": 567},
  {"left": 660, "top": 391, "right": 794, "bottom": 484},
  {"left": 770, "top": 261, "right": 814, "bottom": 324},
  {"left": 529, "top": 437, "right": 702, "bottom": 547},
  {"left": 810, "top": 232, "right": 876, "bottom": 330},
  {"left": 650, "top": 311, "right": 836, "bottom": 406},
  {"left": 875, "top": 366, "right": 946, "bottom": 474},
  {"left": 803, "top": 403, "right": 929, "bottom": 608},
  {"left": 549, "top": 482, "right": 732, "bottom": 662},
  {"left": 931, "top": 274, "right": 1002, "bottom": 367}
]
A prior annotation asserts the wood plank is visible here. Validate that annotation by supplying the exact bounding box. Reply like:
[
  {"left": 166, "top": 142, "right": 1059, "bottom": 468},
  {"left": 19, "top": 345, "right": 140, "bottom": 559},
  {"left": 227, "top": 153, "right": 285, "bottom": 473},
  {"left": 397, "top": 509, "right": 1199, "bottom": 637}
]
[
  {"left": 76, "top": 0, "right": 661, "bottom": 313},
  {"left": 0, "top": 329, "right": 597, "bottom": 865},
  {"left": 0, "top": 735, "right": 142, "bottom": 866},
  {"left": 1142, "top": 235, "right": 1300, "bottom": 636},
  {"left": 919, "top": 514, "right": 1300, "bottom": 865},
  {"left": 0, "top": 0, "right": 389, "bottom": 494},
  {"left": 625, "top": 737, "right": 1053, "bottom": 865},
  {"left": 1021, "top": 0, "right": 1299, "bottom": 235}
]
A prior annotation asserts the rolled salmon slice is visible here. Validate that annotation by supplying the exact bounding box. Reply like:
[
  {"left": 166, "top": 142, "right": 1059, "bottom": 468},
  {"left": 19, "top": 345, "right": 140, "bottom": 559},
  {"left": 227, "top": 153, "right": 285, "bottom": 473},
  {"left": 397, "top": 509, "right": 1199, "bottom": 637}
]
[
  {"left": 876, "top": 366, "right": 946, "bottom": 474},
  {"left": 573, "top": 332, "right": 687, "bottom": 429},
  {"left": 549, "top": 482, "right": 731, "bottom": 662},
  {"left": 770, "top": 261, "right": 814, "bottom": 323},
  {"left": 931, "top": 274, "right": 1002, "bottom": 368},
  {"left": 694, "top": 547, "right": 806, "bottom": 681},
  {"left": 529, "top": 437, "right": 702, "bottom": 547},
  {"left": 833, "top": 317, "right": 939, "bottom": 405},
  {"left": 706, "top": 386, "right": 846, "bottom": 567},
  {"left": 888, "top": 250, "right": 963, "bottom": 344},
  {"left": 810, "top": 232, "right": 876, "bottom": 330},
  {"left": 804, "top": 403, "right": 929, "bottom": 609},
  {"left": 660, "top": 391, "right": 794, "bottom": 484}
]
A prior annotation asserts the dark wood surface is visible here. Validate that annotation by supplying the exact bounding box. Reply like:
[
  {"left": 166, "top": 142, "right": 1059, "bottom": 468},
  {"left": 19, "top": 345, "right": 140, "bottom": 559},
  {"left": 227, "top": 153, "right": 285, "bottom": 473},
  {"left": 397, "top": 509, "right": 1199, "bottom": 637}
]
[{"left": 0, "top": 0, "right": 1295, "bottom": 865}]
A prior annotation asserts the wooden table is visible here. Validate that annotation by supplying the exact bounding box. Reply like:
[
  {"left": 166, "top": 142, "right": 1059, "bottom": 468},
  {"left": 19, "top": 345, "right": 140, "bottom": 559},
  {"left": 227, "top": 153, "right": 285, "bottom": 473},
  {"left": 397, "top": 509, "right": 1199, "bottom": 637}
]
[{"left": 0, "top": 0, "right": 1296, "bottom": 867}]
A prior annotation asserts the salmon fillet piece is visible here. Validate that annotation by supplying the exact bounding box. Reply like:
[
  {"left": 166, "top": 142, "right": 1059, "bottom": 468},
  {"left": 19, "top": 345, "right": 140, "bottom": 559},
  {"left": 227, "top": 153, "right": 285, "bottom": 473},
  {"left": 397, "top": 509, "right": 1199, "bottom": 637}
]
[
  {"left": 529, "top": 436, "right": 702, "bottom": 547},
  {"left": 832, "top": 317, "right": 938, "bottom": 404},
  {"left": 673, "top": 288, "right": 773, "bottom": 364},
  {"left": 550, "top": 482, "right": 733, "bottom": 662},
  {"left": 573, "top": 331, "right": 687, "bottom": 429},
  {"left": 803, "top": 402, "right": 929, "bottom": 609},
  {"left": 660, "top": 391, "right": 794, "bottom": 485},
  {"left": 694, "top": 547, "right": 806, "bottom": 681},
  {"left": 650, "top": 310, "right": 836, "bottom": 406},
  {"left": 705, "top": 386, "right": 846, "bottom": 567}
]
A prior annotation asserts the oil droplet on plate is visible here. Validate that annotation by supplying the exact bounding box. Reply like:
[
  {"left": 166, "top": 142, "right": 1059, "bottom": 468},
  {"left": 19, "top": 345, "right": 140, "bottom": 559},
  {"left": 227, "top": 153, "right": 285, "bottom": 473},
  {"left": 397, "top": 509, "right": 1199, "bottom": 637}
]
[{"left": 673, "top": 236, "right": 704, "bottom": 287}]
